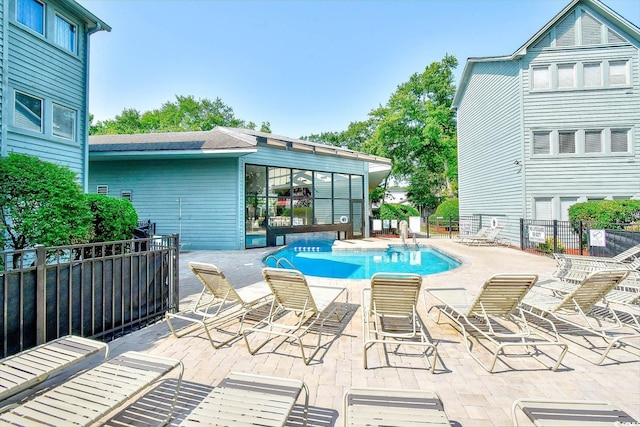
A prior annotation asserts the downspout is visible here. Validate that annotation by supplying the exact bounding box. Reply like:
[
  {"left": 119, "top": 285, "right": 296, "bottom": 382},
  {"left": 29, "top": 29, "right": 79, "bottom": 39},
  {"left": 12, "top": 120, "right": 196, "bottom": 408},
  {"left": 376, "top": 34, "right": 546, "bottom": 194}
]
[
  {"left": 83, "top": 23, "right": 102, "bottom": 193},
  {"left": 1, "top": 0, "right": 10, "bottom": 157}
]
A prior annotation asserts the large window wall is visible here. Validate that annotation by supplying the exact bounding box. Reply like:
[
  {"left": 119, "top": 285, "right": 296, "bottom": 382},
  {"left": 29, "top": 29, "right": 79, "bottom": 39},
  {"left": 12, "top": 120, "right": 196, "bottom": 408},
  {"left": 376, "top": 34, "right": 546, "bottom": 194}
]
[{"left": 245, "top": 164, "right": 364, "bottom": 248}]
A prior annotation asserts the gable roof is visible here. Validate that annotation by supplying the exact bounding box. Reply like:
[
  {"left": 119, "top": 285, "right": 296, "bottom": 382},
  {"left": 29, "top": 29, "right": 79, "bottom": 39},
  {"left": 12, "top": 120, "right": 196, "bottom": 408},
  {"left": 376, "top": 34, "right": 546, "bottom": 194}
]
[
  {"left": 64, "top": 0, "right": 112, "bottom": 32},
  {"left": 452, "top": 0, "right": 640, "bottom": 108}
]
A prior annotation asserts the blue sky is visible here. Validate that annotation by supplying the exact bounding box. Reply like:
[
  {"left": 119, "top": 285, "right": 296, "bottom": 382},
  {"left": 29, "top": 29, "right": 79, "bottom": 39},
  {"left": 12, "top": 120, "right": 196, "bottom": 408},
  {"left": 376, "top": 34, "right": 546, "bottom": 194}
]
[{"left": 78, "top": 0, "right": 640, "bottom": 138}]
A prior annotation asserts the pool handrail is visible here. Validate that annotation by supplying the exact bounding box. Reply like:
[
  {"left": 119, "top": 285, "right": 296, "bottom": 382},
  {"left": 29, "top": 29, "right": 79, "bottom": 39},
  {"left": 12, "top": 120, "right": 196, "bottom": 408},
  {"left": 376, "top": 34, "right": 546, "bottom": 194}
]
[{"left": 264, "top": 255, "right": 297, "bottom": 270}]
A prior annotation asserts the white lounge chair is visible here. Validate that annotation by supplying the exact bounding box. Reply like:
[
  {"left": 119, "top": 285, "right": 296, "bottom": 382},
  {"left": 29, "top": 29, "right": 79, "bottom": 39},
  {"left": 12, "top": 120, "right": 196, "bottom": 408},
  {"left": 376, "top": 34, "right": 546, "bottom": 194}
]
[
  {"left": 180, "top": 372, "right": 309, "bottom": 427},
  {"left": 344, "top": 387, "right": 451, "bottom": 426},
  {"left": 521, "top": 269, "right": 639, "bottom": 365},
  {"left": 0, "top": 351, "right": 183, "bottom": 426},
  {"left": 461, "top": 226, "right": 504, "bottom": 246},
  {"left": 0, "top": 335, "right": 108, "bottom": 402},
  {"left": 242, "top": 268, "right": 348, "bottom": 365},
  {"left": 362, "top": 273, "right": 438, "bottom": 371},
  {"left": 553, "top": 243, "right": 640, "bottom": 269},
  {"left": 166, "top": 262, "right": 273, "bottom": 348},
  {"left": 512, "top": 398, "right": 638, "bottom": 426},
  {"left": 426, "top": 274, "right": 568, "bottom": 372}
]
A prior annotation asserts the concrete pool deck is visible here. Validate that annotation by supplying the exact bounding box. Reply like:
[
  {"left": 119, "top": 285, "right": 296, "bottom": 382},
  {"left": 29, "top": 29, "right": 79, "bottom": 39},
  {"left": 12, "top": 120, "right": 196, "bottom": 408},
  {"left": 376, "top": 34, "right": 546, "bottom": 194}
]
[{"left": 97, "top": 238, "right": 639, "bottom": 426}]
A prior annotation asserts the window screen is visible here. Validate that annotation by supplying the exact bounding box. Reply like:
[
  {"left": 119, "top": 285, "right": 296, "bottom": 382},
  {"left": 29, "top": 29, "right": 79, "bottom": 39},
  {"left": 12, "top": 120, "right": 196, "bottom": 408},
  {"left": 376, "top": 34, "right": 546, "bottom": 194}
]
[
  {"left": 535, "top": 198, "right": 553, "bottom": 221},
  {"left": 609, "top": 61, "right": 628, "bottom": 85},
  {"left": 611, "top": 130, "right": 629, "bottom": 153},
  {"left": 559, "top": 132, "right": 576, "bottom": 154},
  {"left": 557, "top": 64, "right": 575, "bottom": 88},
  {"left": 584, "top": 130, "right": 602, "bottom": 153},
  {"left": 14, "top": 92, "right": 42, "bottom": 132},
  {"left": 533, "top": 132, "right": 550, "bottom": 155},
  {"left": 532, "top": 67, "right": 550, "bottom": 89},
  {"left": 583, "top": 63, "right": 601, "bottom": 87}
]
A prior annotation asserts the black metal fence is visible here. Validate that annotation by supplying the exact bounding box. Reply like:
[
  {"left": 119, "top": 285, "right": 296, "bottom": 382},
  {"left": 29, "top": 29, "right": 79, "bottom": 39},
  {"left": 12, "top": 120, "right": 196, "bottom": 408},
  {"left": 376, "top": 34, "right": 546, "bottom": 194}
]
[
  {"left": 0, "top": 235, "right": 179, "bottom": 358},
  {"left": 369, "top": 215, "right": 483, "bottom": 239},
  {"left": 520, "top": 219, "right": 640, "bottom": 257}
]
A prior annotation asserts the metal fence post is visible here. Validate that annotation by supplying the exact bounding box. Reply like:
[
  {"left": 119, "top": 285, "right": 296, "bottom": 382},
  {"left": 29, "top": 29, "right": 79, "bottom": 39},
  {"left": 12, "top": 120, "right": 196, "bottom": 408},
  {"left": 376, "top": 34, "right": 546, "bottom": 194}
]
[
  {"left": 520, "top": 218, "right": 524, "bottom": 249},
  {"left": 172, "top": 233, "right": 180, "bottom": 313},
  {"left": 35, "top": 245, "right": 46, "bottom": 345},
  {"left": 579, "top": 221, "right": 584, "bottom": 255},
  {"left": 426, "top": 216, "right": 430, "bottom": 238},
  {"left": 553, "top": 220, "right": 558, "bottom": 253}
]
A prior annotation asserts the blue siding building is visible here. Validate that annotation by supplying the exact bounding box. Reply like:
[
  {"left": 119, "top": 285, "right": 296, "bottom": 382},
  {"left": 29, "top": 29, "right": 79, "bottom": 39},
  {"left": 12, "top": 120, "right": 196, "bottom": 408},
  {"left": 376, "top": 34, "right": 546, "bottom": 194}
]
[
  {"left": 2, "top": 0, "right": 109, "bottom": 188},
  {"left": 88, "top": 127, "right": 392, "bottom": 250},
  {"left": 453, "top": 0, "right": 640, "bottom": 246}
]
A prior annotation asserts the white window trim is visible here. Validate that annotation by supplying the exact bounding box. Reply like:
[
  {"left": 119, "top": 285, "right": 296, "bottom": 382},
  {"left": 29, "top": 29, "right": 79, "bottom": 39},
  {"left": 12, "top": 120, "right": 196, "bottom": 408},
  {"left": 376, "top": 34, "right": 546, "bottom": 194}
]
[{"left": 531, "top": 65, "right": 551, "bottom": 90}]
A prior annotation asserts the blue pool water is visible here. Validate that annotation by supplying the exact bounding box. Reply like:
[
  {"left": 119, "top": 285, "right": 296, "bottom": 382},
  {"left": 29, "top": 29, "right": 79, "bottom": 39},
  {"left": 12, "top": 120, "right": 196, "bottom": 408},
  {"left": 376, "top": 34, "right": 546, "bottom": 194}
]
[{"left": 263, "top": 240, "right": 461, "bottom": 279}]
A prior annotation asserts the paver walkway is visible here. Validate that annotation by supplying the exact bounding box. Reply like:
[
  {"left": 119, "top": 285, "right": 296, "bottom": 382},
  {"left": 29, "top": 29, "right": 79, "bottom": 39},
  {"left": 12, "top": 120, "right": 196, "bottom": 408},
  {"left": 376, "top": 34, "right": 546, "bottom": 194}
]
[{"left": 89, "top": 239, "right": 640, "bottom": 426}]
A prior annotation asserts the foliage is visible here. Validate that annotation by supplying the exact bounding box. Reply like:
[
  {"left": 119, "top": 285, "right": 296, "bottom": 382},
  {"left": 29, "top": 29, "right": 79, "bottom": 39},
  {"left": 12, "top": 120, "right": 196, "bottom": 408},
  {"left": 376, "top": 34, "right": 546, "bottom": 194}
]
[
  {"left": 568, "top": 200, "right": 640, "bottom": 229},
  {"left": 379, "top": 203, "right": 419, "bottom": 222},
  {"left": 85, "top": 194, "right": 138, "bottom": 242},
  {"left": 0, "top": 153, "right": 93, "bottom": 251},
  {"left": 538, "top": 237, "right": 565, "bottom": 255},
  {"left": 368, "top": 54, "right": 459, "bottom": 209},
  {"left": 90, "top": 95, "right": 268, "bottom": 135},
  {"left": 429, "top": 198, "right": 459, "bottom": 220}
]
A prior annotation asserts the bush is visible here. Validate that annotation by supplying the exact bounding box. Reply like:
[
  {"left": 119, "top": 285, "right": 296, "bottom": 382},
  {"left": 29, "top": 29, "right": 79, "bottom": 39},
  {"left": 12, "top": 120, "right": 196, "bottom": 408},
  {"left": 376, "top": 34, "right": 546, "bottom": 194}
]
[
  {"left": 538, "top": 237, "right": 565, "bottom": 255},
  {"left": 568, "top": 200, "right": 640, "bottom": 229},
  {"left": 0, "top": 153, "right": 93, "bottom": 251},
  {"left": 429, "top": 198, "right": 459, "bottom": 221},
  {"left": 379, "top": 203, "right": 419, "bottom": 222},
  {"left": 85, "top": 194, "right": 138, "bottom": 242}
]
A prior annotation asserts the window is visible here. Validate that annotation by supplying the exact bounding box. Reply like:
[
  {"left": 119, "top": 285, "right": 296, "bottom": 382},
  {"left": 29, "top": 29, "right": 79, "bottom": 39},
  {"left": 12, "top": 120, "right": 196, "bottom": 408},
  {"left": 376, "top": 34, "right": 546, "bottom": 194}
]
[
  {"left": 532, "top": 66, "right": 550, "bottom": 89},
  {"left": 584, "top": 130, "right": 602, "bottom": 153},
  {"left": 55, "top": 14, "right": 76, "bottom": 53},
  {"left": 609, "top": 61, "right": 628, "bottom": 85},
  {"left": 611, "top": 129, "right": 629, "bottom": 153},
  {"left": 14, "top": 91, "right": 42, "bottom": 132},
  {"left": 97, "top": 185, "right": 108, "bottom": 195},
  {"left": 534, "top": 198, "right": 553, "bottom": 221},
  {"left": 16, "top": 0, "right": 44, "bottom": 34},
  {"left": 583, "top": 63, "right": 601, "bottom": 87},
  {"left": 560, "top": 198, "right": 578, "bottom": 221},
  {"left": 558, "top": 131, "right": 576, "bottom": 154},
  {"left": 52, "top": 103, "right": 76, "bottom": 140},
  {"left": 557, "top": 64, "right": 575, "bottom": 88},
  {"left": 533, "top": 132, "right": 550, "bottom": 155}
]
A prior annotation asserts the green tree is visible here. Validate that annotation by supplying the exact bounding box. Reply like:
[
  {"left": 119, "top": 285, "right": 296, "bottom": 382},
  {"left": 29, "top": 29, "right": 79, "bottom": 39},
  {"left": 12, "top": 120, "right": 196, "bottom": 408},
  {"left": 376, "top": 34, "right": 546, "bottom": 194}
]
[
  {"left": 0, "top": 153, "right": 93, "bottom": 254},
  {"left": 370, "top": 54, "right": 458, "bottom": 211},
  {"left": 90, "top": 95, "right": 266, "bottom": 135}
]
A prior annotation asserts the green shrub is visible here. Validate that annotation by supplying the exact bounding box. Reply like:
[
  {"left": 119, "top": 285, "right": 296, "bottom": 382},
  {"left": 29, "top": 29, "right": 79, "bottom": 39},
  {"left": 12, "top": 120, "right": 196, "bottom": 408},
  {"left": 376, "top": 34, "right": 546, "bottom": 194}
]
[
  {"left": 568, "top": 200, "right": 640, "bottom": 229},
  {"left": 429, "top": 198, "right": 459, "bottom": 221},
  {"left": 85, "top": 194, "right": 138, "bottom": 242},
  {"left": 0, "top": 153, "right": 93, "bottom": 251},
  {"left": 538, "top": 237, "right": 565, "bottom": 255},
  {"left": 379, "top": 203, "right": 419, "bottom": 222}
]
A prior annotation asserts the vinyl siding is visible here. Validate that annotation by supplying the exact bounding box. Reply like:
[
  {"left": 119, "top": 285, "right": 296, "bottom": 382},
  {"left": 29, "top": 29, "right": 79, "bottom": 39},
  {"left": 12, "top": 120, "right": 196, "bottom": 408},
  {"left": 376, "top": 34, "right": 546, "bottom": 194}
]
[
  {"left": 6, "top": 0, "right": 88, "bottom": 181},
  {"left": 456, "top": 60, "right": 523, "bottom": 245},
  {"left": 522, "top": 44, "right": 640, "bottom": 218}
]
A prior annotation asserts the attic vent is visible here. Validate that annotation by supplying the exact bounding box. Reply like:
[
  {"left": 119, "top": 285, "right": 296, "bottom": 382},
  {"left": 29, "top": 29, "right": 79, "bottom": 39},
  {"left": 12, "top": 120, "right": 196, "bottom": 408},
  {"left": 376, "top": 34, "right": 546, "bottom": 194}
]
[
  {"left": 121, "top": 190, "right": 132, "bottom": 201},
  {"left": 97, "top": 185, "right": 108, "bottom": 195}
]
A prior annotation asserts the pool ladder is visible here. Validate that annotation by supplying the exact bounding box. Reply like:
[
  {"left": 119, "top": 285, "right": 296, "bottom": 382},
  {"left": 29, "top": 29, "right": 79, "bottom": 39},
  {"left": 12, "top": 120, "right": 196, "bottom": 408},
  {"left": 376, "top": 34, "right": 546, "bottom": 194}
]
[{"left": 263, "top": 255, "right": 297, "bottom": 270}]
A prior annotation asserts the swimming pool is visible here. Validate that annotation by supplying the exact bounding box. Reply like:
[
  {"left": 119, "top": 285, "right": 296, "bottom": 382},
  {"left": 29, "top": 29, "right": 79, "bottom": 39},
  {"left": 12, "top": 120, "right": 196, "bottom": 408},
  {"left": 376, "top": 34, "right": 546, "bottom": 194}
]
[{"left": 263, "top": 240, "right": 461, "bottom": 279}]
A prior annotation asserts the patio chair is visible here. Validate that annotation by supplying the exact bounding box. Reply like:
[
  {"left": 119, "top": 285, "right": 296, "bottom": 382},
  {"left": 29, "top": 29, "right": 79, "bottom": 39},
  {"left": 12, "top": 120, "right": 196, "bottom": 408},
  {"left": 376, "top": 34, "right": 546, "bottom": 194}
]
[
  {"left": 242, "top": 268, "right": 348, "bottom": 365},
  {"left": 180, "top": 372, "right": 309, "bottom": 427},
  {"left": 0, "top": 351, "right": 183, "bottom": 426},
  {"left": 426, "top": 274, "right": 568, "bottom": 372},
  {"left": 457, "top": 226, "right": 489, "bottom": 244},
  {"left": 0, "top": 335, "right": 108, "bottom": 402},
  {"left": 166, "top": 262, "right": 273, "bottom": 348},
  {"left": 521, "top": 269, "right": 640, "bottom": 365},
  {"left": 553, "top": 243, "right": 640, "bottom": 269},
  {"left": 461, "top": 226, "right": 504, "bottom": 246},
  {"left": 343, "top": 387, "right": 451, "bottom": 426},
  {"left": 362, "top": 273, "right": 438, "bottom": 371},
  {"left": 511, "top": 398, "right": 638, "bottom": 426}
]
